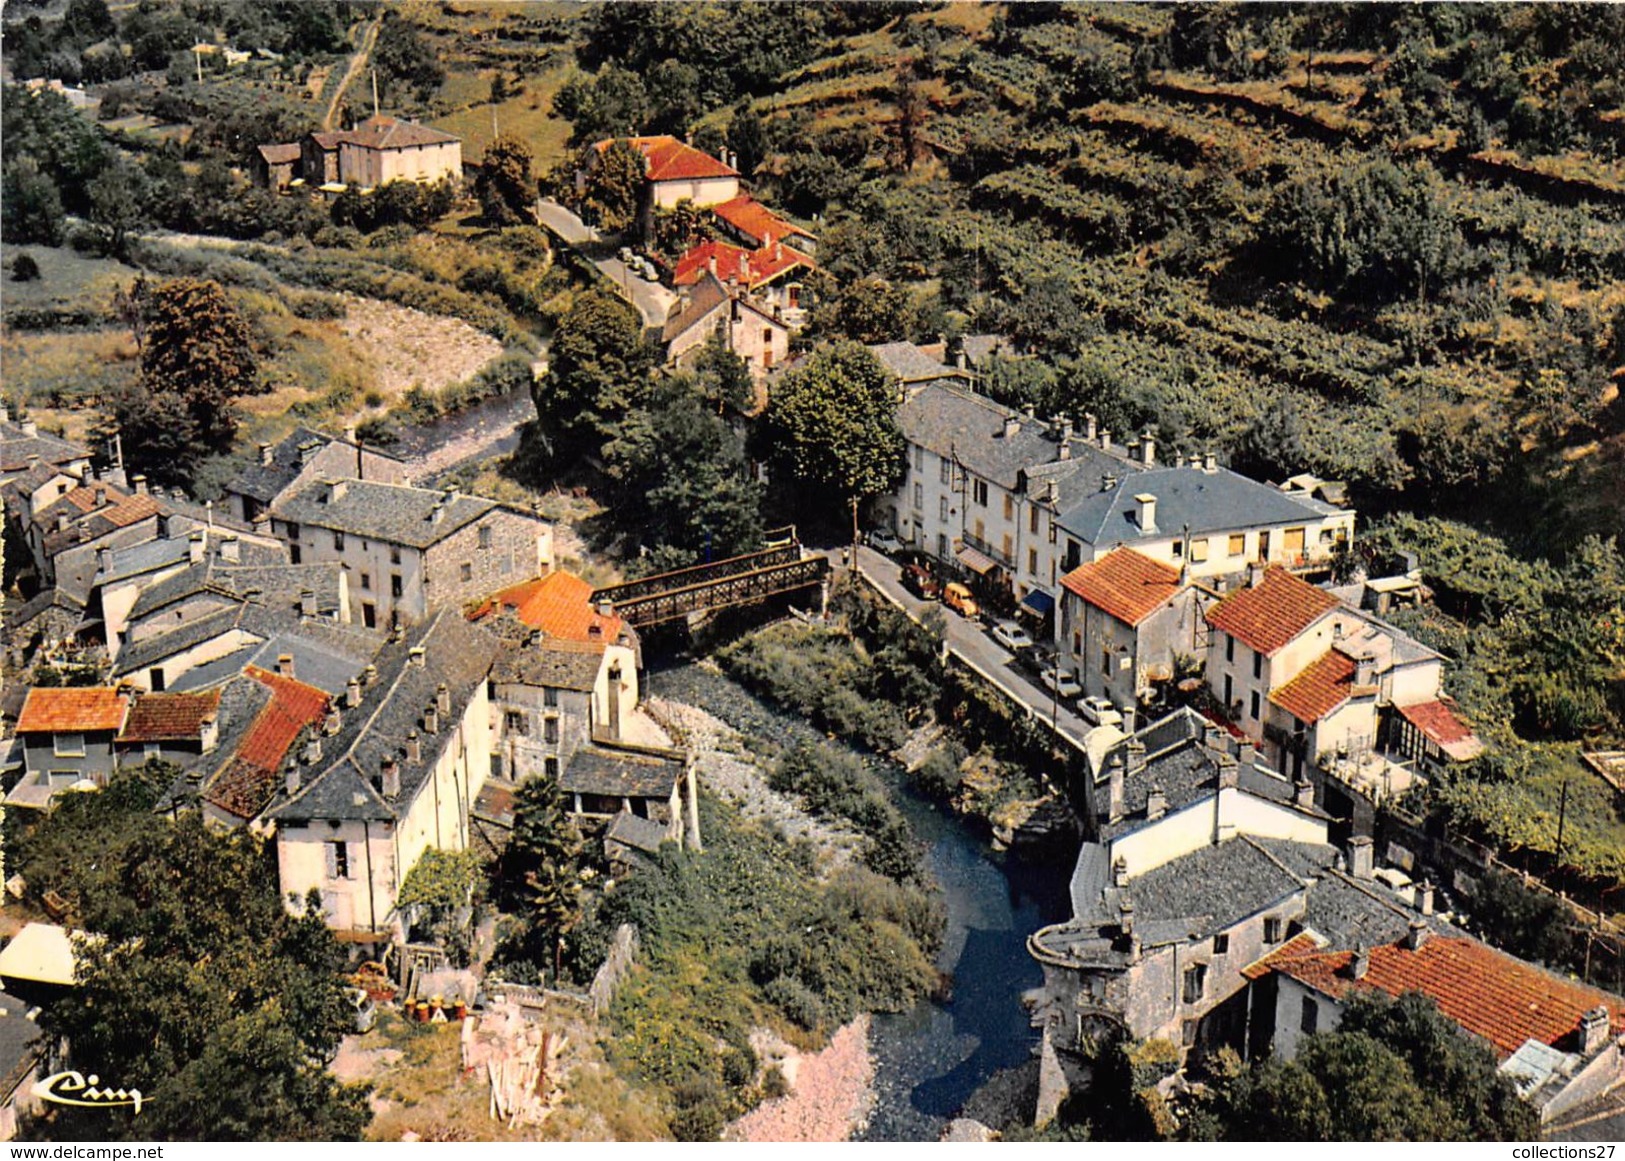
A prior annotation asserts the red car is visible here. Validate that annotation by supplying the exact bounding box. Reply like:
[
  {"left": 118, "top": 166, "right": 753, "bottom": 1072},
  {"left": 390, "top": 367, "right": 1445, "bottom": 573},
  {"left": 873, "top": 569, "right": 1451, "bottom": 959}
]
[{"left": 901, "top": 563, "right": 942, "bottom": 600}]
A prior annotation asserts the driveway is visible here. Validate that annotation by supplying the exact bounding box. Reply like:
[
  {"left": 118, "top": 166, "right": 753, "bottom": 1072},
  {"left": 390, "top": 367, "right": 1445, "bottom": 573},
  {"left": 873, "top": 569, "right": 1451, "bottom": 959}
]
[
  {"left": 844, "top": 545, "right": 1101, "bottom": 757},
  {"left": 536, "top": 198, "right": 678, "bottom": 331}
]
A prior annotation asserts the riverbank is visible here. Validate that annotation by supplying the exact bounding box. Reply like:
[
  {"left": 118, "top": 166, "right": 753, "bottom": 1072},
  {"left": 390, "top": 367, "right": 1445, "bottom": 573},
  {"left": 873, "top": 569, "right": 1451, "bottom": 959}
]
[{"left": 723, "top": 1016, "right": 876, "bottom": 1142}]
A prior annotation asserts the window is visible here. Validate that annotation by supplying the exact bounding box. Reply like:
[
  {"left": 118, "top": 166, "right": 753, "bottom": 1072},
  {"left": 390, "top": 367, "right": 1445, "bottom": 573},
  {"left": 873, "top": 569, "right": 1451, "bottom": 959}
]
[
  {"left": 1300, "top": 996, "right": 1319, "bottom": 1035},
  {"left": 1003, "top": 493, "right": 1014, "bottom": 521},
  {"left": 325, "top": 841, "right": 352, "bottom": 881},
  {"left": 1263, "top": 917, "right": 1283, "bottom": 943},
  {"left": 1002, "top": 533, "right": 1013, "bottom": 560},
  {"left": 544, "top": 757, "right": 560, "bottom": 779},
  {"left": 479, "top": 524, "right": 493, "bottom": 549},
  {"left": 391, "top": 574, "right": 403, "bottom": 598},
  {"left": 1253, "top": 651, "right": 1263, "bottom": 680},
  {"left": 53, "top": 732, "right": 85, "bottom": 757},
  {"left": 938, "top": 533, "right": 949, "bottom": 558},
  {"left": 939, "top": 496, "right": 949, "bottom": 522},
  {"left": 973, "top": 479, "right": 988, "bottom": 507},
  {"left": 543, "top": 717, "right": 559, "bottom": 745},
  {"left": 1101, "top": 648, "right": 1112, "bottom": 678},
  {"left": 914, "top": 446, "right": 924, "bottom": 472},
  {"left": 1028, "top": 547, "right": 1038, "bottom": 576},
  {"left": 914, "top": 483, "right": 924, "bottom": 509},
  {"left": 1182, "top": 964, "right": 1207, "bottom": 1004},
  {"left": 1212, "top": 933, "right": 1229, "bottom": 955},
  {"left": 149, "top": 667, "right": 166, "bottom": 692},
  {"left": 290, "top": 545, "right": 301, "bottom": 565},
  {"left": 1226, "top": 634, "right": 1235, "bottom": 663},
  {"left": 1229, "top": 533, "right": 1246, "bottom": 557},
  {"left": 1171, "top": 540, "right": 1183, "bottom": 558},
  {"left": 940, "top": 459, "right": 950, "bottom": 485},
  {"left": 390, "top": 546, "right": 402, "bottom": 565},
  {"left": 362, "top": 603, "right": 376, "bottom": 629},
  {"left": 1029, "top": 506, "right": 1040, "bottom": 534},
  {"left": 360, "top": 572, "right": 371, "bottom": 591},
  {"left": 504, "top": 711, "right": 528, "bottom": 737},
  {"left": 334, "top": 531, "right": 345, "bottom": 551},
  {"left": 543, "top": 686, "right": 558, "bottom": 708},
  {"left": 1072, "top": 630, "right": 1082, "bottom": 655},
  {"left": 1190, "top": 537, "right": 1209, "bottom": 563},
  {"left": 460, "top": 562, "right": 473, "bottom": 583},
  {"left": 1250, "top": 690, "right": 1261, "bottom": 719}
]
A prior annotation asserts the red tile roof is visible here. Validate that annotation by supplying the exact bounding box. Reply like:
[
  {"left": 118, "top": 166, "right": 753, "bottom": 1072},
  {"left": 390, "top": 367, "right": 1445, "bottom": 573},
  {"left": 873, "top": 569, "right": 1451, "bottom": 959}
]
[
  {"left": 16, "top": 687, "right": 129, "bottom": 734},
  {"left": 1395, "top": 699, "right": 1484, "bottom": 761},
  {"left": 470, "top": 571, "right": 622, "bottom": 646},
  {"left": 1256, "top": 934, "right": 1625, "bottom": 1058},
  {"left": 1059, "top": 548, "right": 1183, "bottom": 627},
  {"left": 672, "top": 239, "right": 814, "bottom": 290},
  {"left": 598, "top": 135, "right": 738, "bottom": 182},
  {"left": 1270, "top": 648, "right": 1357, "bottom": 724},
  {"left": 343, "top": 114, "right": 460, "bottom": 150},
  {"left": 710, "top": 196, "right": 811, "bottom": 246},
  {"left": 203, "top": 666, "right": 330, "bottom": 821},
  {"left": 1206, "top": 567, "right": 1339, "bottom": 656},
  {"left": 118, "top": 690, "right": 220, "bottom": 743}
]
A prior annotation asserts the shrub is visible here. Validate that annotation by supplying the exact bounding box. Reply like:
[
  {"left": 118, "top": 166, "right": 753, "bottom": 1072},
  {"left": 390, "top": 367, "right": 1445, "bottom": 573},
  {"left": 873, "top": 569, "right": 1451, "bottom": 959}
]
[
  {"left": 763, "top": 975, "right": 826, "bottom": 1030},
  {"left": 10, "top": 254, "right": 41, "bottom": 282}
]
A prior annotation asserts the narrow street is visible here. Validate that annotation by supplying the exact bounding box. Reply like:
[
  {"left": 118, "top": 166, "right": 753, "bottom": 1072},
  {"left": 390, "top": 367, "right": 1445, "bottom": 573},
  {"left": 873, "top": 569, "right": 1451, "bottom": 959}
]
[{"left": 536, "top": 198, "right": 678, "bottom": 330}]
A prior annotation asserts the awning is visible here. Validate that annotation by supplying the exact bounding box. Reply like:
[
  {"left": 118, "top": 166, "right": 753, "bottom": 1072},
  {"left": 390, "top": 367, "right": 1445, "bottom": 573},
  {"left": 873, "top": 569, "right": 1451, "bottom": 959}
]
[
  {"left": 1019, "top": 589, "right": 1055, "bottom": 616},
  {"left": 955, "top": 546, "right": 1000, "bottom": 575}
]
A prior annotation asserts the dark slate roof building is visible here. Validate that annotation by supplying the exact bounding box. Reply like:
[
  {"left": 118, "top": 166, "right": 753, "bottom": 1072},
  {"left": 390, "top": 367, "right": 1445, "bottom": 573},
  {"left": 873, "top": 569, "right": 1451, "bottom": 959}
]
[
  {"left": 1055, "top": 465, "right": 1341, "bottom": 550},
  {"left": 272, "top": 479, "right": 511, "bottom": 550}
]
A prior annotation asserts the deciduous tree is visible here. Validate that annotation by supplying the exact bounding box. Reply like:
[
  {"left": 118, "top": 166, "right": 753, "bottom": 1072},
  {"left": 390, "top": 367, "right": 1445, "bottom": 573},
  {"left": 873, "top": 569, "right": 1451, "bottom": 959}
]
[
  {"left": 529, "top": 287, "right": 651, "bottom": 464},
  {"left": 576, "top": 138, "right": 646, "bottom": 234},
  {"left": 475, "top": 135, "right": 537, "bottom": 227}
]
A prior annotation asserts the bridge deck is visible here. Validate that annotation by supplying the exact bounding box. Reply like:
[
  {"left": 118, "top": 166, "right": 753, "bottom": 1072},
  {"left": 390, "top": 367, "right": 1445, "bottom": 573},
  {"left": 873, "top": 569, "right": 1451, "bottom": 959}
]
[
  {"left": 593, "top": 544, "right": 803, "bottom": 607},
  {"left": 606, "top": 556, "right": 829, "bottom": 628}
]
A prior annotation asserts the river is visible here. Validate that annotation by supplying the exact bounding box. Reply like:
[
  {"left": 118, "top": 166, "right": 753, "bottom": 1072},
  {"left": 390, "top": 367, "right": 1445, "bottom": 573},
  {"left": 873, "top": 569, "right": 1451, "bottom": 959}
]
[{"left": 647, "top": 661, "right": 1073, "bottom": 1141}]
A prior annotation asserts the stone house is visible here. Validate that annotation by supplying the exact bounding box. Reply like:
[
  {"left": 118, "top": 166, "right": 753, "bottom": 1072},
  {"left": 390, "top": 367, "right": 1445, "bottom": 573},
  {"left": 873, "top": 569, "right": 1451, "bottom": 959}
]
[
  {"left": 671, "top": 239, "right": 814, "bottom": 327},
  {"left": 269, "top": 478, "right": 552, "bottom": 630},
  {"left": 113, "top": 689, "right": 221, "bottom": 769},
  {"left": 260, "top": 117, "right": 462, "bottom": 193},
  {"left": 9, "top": 687, "right": 131, "bottom": 808},
  {"left": 1057, "top": 547, "right": 1208, "bottom": 710},
  {"left": 0, "top": 989, "right": 45, "bottom": 1142},
  {"left": 264, "top": 611, "right": 499, "bottom": 939},
  {"left": 662, "top": 270, "right": 792, "bottom": 381},
  {"left": 223, "top": 425, "right": 412, "bottom": 527},
  {"left": 195, "top": 665, "right": 331, "bottom": 830},
  {"left": 27, "top": 480, "right": 162, "bottom": 596},
  {"left": 559, "top": 740, "right": 701, "bottom": 854},
  {"left": 255, "top": 142, "right": 301, "bottom": 190},
  {"left": 0, "top": 409, "right": 92, "bottom": 489},
  {"left": 586, "top": 135, "right": 741, "bottom": 221}
]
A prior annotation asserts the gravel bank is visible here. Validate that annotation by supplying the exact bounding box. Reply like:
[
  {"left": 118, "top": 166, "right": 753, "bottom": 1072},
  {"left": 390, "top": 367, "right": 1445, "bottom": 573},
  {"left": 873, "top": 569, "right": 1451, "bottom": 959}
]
[{"left": 724, "top": 1016, "right": 875, "bottom": 1142}]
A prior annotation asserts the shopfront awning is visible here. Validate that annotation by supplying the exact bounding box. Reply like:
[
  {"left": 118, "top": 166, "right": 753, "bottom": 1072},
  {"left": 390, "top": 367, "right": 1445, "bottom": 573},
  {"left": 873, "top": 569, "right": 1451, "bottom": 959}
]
[
  {"left": 1019, "top": 589, "right": 1055, "bottom": 616},
  {"left": 955, "top": 545, "right": 1000, "bottom": 575}
]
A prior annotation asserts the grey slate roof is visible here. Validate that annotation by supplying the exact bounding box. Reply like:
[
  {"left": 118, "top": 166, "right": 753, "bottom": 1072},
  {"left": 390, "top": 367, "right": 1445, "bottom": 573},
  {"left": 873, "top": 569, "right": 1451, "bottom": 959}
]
[
  {"left": 606, "top": 811, "right": 672, "bottom": 854},
  {"left": 265, "top": 611, "right": 501, "bottom": 824},
  {"left": 97, "top": 536, "right": 193, "bottom": 585},
  {"left": 113, "top": 601, "right": 379, "bottom": 682},
  {"left": 1122, "top": 836, "right": 1329, "bottom": 941},
  {"left": 166, "top": 646, "right": 258, "bottom": 692},
  {"left": 490, "top": 640, "right": 602, "bottom": 691},
  {"left": 113, "top": 605, "right": 249, "bottom": 675},
  {"left": 870, "top": 341, "right": 964, "bottom": 384},
  {"left": 272, "top": 479, "right": 509, "bottom": 549},
  {"left": 242, "top": 634, "right": 370, "bottom": 697},
  {"left": 5, "top": 587, "right": 84, "bottom": 631},
  {"left": 128, "top": 558, "right": 337, "bottom": 622},
  {"left": 1296, "top": 867, "right": 1460, "bottom": 949},
  {"left": 1056, "top": 465, "right": 1338, "bottom": 549},
  {"left": 225, "top": 426, "right": 403, "bottom": 505},
  {"left": 561, "top": 744, "right": 682, "bottom": 798},
  {"left": 661, "top": 270, "right": 729, "bottom": 344},
  {"left": 0, "top": 424, "right": 91, "bottom": 472}
]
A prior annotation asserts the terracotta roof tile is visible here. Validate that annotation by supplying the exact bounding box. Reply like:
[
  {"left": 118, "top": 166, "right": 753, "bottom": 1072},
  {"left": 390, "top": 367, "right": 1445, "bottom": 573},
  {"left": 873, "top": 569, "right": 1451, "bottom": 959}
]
[
  {"left": 203, "top": 666, "right": 330, "bottom": 819},
  {"left": 342, "top": 114, "right": 459, "bottom": 150},
  {"left": 1059, "top": 548, "right": 1183, "bottom": 627},
  {"left": 16, "top": 687, "right": 128, "bottom": 734},
  {"left": 470, "top": 572, "right": 622, "bottom": 645},
  {"left": 118, "top": 690, "right": 220, "bottom": 742},
  {"left": 598, "top": 135, "right": 738, "bottom": 182},
  {"left": 1396, "top": 699, "right": 1485, "bottom": 761},
  {"left": 1270, "top": 648, "right": 1357, "bottom": 724},
  {"left": 1206, "top": 567, "right": 1339, "bottom": 656},
  {"left": 1257, "top": 935, "right": 1625, "bottom": 1058},
  {"left": 710, "top": 196, "right": 810, "bottom": 245},
  {"left": 672, "top": 239, "right": 814, "bottom": 290}
]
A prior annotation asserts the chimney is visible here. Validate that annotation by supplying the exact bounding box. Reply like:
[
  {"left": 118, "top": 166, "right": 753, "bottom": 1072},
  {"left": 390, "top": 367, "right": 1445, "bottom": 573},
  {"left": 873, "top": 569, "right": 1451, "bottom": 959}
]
[
  {"left": 324, "top": 479, "right": 348, "bottom": 504},
  {"left": 405, "top": 730, "right": 421, "bottom": 763},
  {"left": 1204, "top": 451, "right": 1218, "bottom": 473},
  {"left": 409, "top": 645, "right": 426, "bottom": 667},
  {"left": 1354, "top": 654, "right": 1377, "bottom": 688},
  {"left": 1247, "top": 562, "right": 1265, "bottom": 588},
  {"left": 132, "top": 474, "right": 148, "bottom": 495},
  {"left": 96, "top": 545, "right": 113, "bottom": 576},
  {"left": 1101, "top": 473, "right": 1118, "bottom": 494},
  {"left": 346, "top": 676, "right": 362, "bottom": 709},
  {"left": 298, "top": 440, "right": 320, "bottom": 466},
  {"left": 1294, "top": 778, "right": 1315, "bottom": 810},
  {"left": 253, "top": 512, "right": 271, "bottom": 536},
  {"left": 1237, "top": 741, "right": 1256, "bottom": 773},
  {"left": 1140, "top": 429, "right": 1156, "bottom": 466},
  {"left": 277, "top": 653, "right": 295, "bottom": 679},
  {"left": 707, "top": 253, "right": 717, "bottom": 277},
  {"left": 1111, "top": 855, "right": 1130, "bottom": 888},
  {"left": 436, "top": 682, "right": 451, "bottom": 715},
  {"left": 1099, "top": 429, "right": 1111, "bottom": 451},
  {"left": 323, "top": 705, "right": 342, "bottom": 735},
  {"left": 1215, "top": 751, "right": 1239, "bottom": 790},
  {"left": 303, "top": 735, "right": 322, "bottom": 765},
  {"left": 1002, "top": 414, "right": 1021, "bottom": 439},
  {"left": 259, "top": 443, "right": 274, "bottom": 466},
  {"left": 1416, "top": 881, "right": 1435, "bottom": 916},
  {"left": 285, "top": 762, "right": 301, "bottom": 796},
  {"left": 1118, "top": 898, "right": 1135, "bottom": 936},
  {"left": 299, "top": 589, "right": 317, "bottom": 617},
  {"left": 0, "top": 404, "right": 9, "bottom": 423},
  {"left": 1351, "top": 943, "right": 1371, "bottom": 980},
  {"left": 1347, "top": 835, "right": 1374, "bottom": 880},
  {"left": 1126, "top": 737, "right": 1148, "bottom": 778},
  {"left": 1119, "top": 705, "right": 1136, "bottom": 735},
  {"left": 94, "top": 485, "right": 108, "bottom": 508},
  {"left": 1405, "top": 918, "right": 1428, "bottom": 951},
  {"left": 1579, "top": 1006, "right": 1611, "bottom": 1055},
  {"left": 1058, "top": 442, "right": 1071, "bottom": 462},
  {"left": 1107, "top": 749, "right": 1126, "bottom": 822},
  {"left": 20, "top": 419, "right": 38, "bottom": 437},
  {"left": 363, "top": 664, "right": 378, "bottom": 686},
  {"left": 428, "top": 501, "right": 445, "bottom": 525},
  {"left": 1203, "top": 721, "right": 1223, "bottom": 751},
  {"left": 188, "top": 531, "right": 206, "bottom": 564},
  {"left": 422, "top": 703, "right": 439, "bottom": 734},
  {"left": 1133, "top": 493, "right": 1157, "bottom": 534},
  {"left": 219, "top": 535, "right": 240, "bottom": 564},
  {"left": 1145, "top": 784, "right": 1167, "bottom": 820},
  {"left": 1084, "top": 413, "right": 1098, "bottom": 441},
  {"left": 1127, "top": 437, "right": 1141, "bottom": 463},
  {"left": 380, "top": 755, "right": 400, "bottom": 798}
]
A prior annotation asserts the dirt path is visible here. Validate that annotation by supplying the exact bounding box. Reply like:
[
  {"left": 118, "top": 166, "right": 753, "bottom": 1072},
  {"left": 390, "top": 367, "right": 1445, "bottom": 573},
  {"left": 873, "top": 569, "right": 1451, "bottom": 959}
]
[{"left": 324, "top": 15, "right": 382, "bottom": 130}]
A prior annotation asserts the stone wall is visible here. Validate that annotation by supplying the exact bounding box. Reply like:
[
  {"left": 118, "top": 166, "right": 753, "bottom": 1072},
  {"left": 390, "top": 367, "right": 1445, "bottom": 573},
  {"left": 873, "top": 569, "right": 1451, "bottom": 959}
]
[{"left": 589, "top": 923, "right": 639, "bottom": 1017}]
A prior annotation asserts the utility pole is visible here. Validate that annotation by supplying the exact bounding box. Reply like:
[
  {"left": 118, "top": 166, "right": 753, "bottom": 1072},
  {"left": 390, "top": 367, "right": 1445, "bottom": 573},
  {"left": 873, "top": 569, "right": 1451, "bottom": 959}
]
[
  {"left": 371, "top": 68, "right": 379, "bottom": 119},
  {"left": 1554, "top": 778, "right": 1570, "bottom": 898}
]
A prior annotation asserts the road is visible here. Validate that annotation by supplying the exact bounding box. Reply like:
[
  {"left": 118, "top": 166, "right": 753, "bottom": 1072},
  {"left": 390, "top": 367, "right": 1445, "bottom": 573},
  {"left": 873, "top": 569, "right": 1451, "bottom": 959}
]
[
  {"left": 323, "top": 15, "right": 382, "bottom": 131},
  {"left": 535, "top": 198, "right": 678, "bottom": 330},
  {"left": 845, "top": 544, "right": 1104, "bottom": 758}
]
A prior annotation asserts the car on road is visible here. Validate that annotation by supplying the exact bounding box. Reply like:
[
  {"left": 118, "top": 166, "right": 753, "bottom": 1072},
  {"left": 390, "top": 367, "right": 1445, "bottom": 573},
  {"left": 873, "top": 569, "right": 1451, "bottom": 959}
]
[
  {"left": 1041, "top": 668, "right": 1083, "bottom": 700},
  {"left": 639, "top": 260, "right": 660, "bottom": 281},
  {"left": 1078, "top": 695, "right": 1123, "bottom": 728},
  {"left": 990, "top": 620, "right": 1034, "bottom": 651},
  {"left": 618, "top": 246, "right": 633, "bottom": 263},
  {"left": 866, "top": 529, "right": 905, "bottom": 555},
  {"left": 1018, "top": 643, "right": 1057, "bottom": 679},
  {"left": 943, "top": 582, "right": 980, "bottom": 619},
  {"left": 901, "top": 563, "right": 941, "bottom": 600}
]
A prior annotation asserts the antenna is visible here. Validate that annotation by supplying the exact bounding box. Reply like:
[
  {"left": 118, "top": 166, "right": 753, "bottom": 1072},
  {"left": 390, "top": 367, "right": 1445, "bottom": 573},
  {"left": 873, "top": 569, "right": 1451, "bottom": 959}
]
[{"left": 371, "top": 68, "right": 379, "bottom": 118}]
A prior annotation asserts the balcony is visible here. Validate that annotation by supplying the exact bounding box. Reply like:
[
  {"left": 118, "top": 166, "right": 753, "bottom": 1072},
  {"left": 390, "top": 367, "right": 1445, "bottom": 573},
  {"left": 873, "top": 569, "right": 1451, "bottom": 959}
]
[{"left": 961, "top": 530, "right": 1014, "bottom": 569}]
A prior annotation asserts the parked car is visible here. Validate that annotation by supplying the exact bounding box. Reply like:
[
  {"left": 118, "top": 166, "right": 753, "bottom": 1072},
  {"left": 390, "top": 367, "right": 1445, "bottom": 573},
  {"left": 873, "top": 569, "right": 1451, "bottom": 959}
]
[
  {"left": 639, "top": 260, "right": 660, "bottom": 281},
  {"left": 1041, "top": 668, "right": 1083, "bottom": 700},
  {"left": 1018, "top": 643, "right": 1058, "bottom": 678},
  {"left": 866, "top": 529, "right": 905, "bottom": 556},
  {"left": 990, "top": 619, "right": 1034, "bottom": 651},
  {"left": 618, "top": 246, "right": 633, "bottom": 263},
  {"left": 943, "top": 582, "right": 980, "bottom": 619},
  {"left": 901, "top": 563, "right": 941, "bottom": 600},
  {"left": 1078, "top": 695, "right": 1123, "bottom": 728}
]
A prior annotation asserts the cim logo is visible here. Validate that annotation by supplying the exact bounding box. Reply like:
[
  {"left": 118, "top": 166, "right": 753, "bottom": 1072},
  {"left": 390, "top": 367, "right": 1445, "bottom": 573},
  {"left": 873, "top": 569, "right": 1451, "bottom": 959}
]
[{"left": 30, "top": 1071, "right": 147, "bottom": 1115}]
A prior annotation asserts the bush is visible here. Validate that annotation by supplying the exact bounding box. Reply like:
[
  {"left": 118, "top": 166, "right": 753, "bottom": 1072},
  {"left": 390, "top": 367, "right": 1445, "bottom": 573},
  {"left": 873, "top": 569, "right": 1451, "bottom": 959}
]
[
  {"left": 10, "top": 254, "right": 41, "bottom": 282},
  {"left": 763, "top": 974, "right": 826, "bottom": 1030}
]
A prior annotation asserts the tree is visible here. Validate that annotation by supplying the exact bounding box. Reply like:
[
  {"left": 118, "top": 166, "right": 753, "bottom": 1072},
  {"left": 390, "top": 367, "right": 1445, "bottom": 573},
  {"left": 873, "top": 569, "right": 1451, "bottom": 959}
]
[
  {"left": 575, "top": 138, "right": 645, "bottom": 233},
  {"left": 495, "top": 771, "right": 585, "bottom": 981},
  {"left": 373, "top": 15, "right": 443, "bottom": 104},
  {"left": 475, "top": 135, "right": 536, "bottom": 226},
  {"left": 727, "top": 103, "right": 768, "bottom": 179},
  {"left": 822, "top": 277, "right": 910, "bottom": 344},
  {"left": 87, "top": 157, "right": 149, "bottom": 258},
  {"left": 530, "top": 287, "right": 651, "bottom": 464},
  {"left": 556, "top": 64, "right": 650, "bottom": 146},
  {"left": 647, "top": 58, "right": 703, "bottom": 136},
  {"left": 0, "top": 158, "right": 64, "bottom": 245},
  {"left": 761, "top": 340, "right": 905, "bottom": 543},
  {"left": 29, "top": 815, "right": 369, "bottom": 1141},
  {"left": 651, "top": 198, "right": 707, "bottom": 259}
]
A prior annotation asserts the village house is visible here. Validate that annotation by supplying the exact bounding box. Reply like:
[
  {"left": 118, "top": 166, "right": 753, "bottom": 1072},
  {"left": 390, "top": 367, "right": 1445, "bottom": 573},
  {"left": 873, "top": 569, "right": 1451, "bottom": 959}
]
[
  {"left": 0, "top": 408, "right": 91, "bottom": 488},
  {"left": 1203, "top": 566, "right": 1481, "bottom": 789},
  {"left": 709, "top": 194, "right": 815, "bottom": 253},
  {"left": 1057, "top": 548, "right": 1208, "bottom": 710},
  {"left": 671, "top": 239, "right": 814, "bottom": 329},
  {"left": 112, "top": 688, "right": 221, "bottom": 769},
  {"left": 255, "top": 142, "right": 301, "bottom": 191},
  {"left": 223, "top": 425, "right": 412, "bottom": 527},
  {"left": 8, "top": 686, "right": 131, "bottom": 808},
  {"left": 259, "top": 116, "right": 462, "bottom": 193},
  {"left": 558, "top": 739, "right": 701, "bottom": 859},
  {"left": 264, "top": 611, "right": 499, "bottom": 940},
  {"left": 661, "top": 270, "right": 792, "bottom": 383},
  {"left": 0, "top": 989, "right": 45, "bottom": 1142},
  {"left": 191, "top": 663, "right": 332, "bottom": 830},
  {"left": 586, "top": 135, "right": 741, "bottom": 224},
  {"left": 268, "top": 478, "right": 553, "bottom": 630}
]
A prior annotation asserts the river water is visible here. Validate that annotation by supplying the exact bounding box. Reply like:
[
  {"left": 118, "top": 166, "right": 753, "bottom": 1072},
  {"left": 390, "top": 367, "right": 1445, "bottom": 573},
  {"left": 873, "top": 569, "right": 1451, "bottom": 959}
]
[{"left": 647, "top": 661, "right": 1072, "bottom": 1142}]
